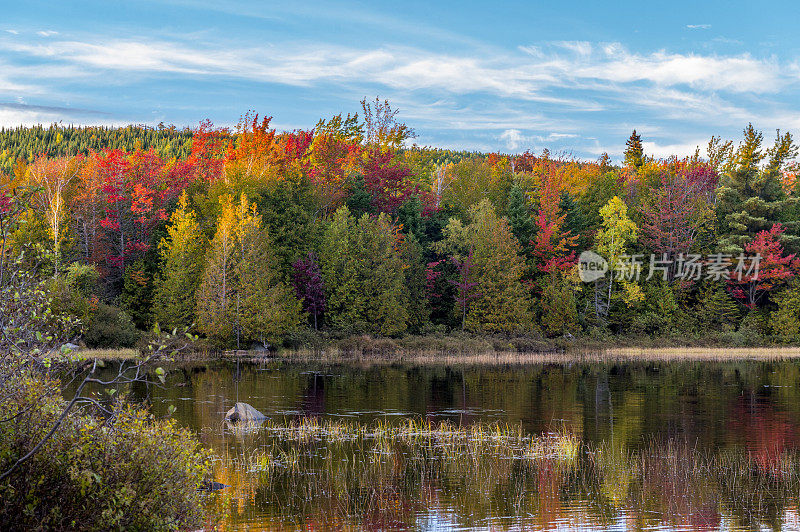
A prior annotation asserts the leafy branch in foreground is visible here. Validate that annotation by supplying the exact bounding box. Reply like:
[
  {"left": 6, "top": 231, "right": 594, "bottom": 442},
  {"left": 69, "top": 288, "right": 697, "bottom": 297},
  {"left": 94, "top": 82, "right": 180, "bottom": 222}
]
[{"left": 0, "top": 234, "right": 210, "bottom": 528}]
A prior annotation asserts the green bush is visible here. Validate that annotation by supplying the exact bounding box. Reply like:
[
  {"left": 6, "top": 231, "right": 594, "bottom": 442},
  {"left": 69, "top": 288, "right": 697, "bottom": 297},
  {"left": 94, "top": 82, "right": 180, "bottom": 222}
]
[
  {"left": 771, "top": 281, "right": 800, "bottom": 343},
  {"left": 83, "top": 303, "right": 141, "bottom": 348},
  {"left": 738, "top": 309, "right": 770, "bottom": 340},
  {"left": 283, "top": 328, "right": 327, "bottom": 351},
  {"left": 64, "top": 262, "right": 100, "bottom": 297},
  {"left": 629, "top": 311, "right": 669, "bottom": 336},
  {"left": 0, "top": 371, "right": 212, "bottom": 531}
]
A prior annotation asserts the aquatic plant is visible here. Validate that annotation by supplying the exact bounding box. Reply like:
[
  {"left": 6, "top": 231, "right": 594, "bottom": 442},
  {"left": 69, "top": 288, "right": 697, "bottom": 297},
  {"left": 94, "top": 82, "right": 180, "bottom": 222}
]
[{"left": 205, "top": 419, "right": 800, "bottom": 530}]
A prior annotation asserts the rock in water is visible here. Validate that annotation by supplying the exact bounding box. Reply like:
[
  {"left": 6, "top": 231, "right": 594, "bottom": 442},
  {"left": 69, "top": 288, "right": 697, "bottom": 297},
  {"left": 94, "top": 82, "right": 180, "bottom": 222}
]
[
  {"left": 225, "top": 402, "right": 265, "bottom": 423},
  {"left": 250, "top": 342, "right": 269, "bottom": 353},
  {"left": 199, "top": 480, "right": 228, "bottom": 491}
]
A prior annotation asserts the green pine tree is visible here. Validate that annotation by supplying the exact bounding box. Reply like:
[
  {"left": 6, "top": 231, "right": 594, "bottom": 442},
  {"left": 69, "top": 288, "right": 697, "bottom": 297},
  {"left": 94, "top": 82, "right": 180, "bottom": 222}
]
[
  {"left": 559, "top": 190, "right": 588, "bottom": 251},
  {"left": 697, "top": 284, "right": 740, "bottom": 328},
  {"left": 345, "top": 174, "right": 374, "bottom": 219},
  {"left": 319, "top": 206, "right": 409, "bottom": 335},
  {"left": 235, "top": 200, "right": 302, "bottom": 348},
  {"left": 505, "top": 184, "right": 535, "bottom": 248},
  {"left": 439, "top": 199, "right": 532, "bottom": 333},
  {"left": 401, "top": 233, "right": 430, "bottom": 332},
  {"left": 540, "top": 272, "right": 578, "bottom": 336},
  {"left": 771, "top": 279, "right": 800, "bottom": 343},
  {"left": 624, "top": 130, "right": 644, "bottom": 169},
  {"left": 717, "top": 125, "right": 798, "bottom": 254},
  {"left": 196, "top": 194, "right": 300, "bottom": 347},
  {"left": 255, "top": 179, "right": 317, "bottom": 279}
]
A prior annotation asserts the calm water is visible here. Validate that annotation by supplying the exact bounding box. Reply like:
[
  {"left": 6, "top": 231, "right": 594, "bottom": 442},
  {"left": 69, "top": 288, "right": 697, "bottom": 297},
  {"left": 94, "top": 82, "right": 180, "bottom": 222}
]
[{"left": 102, "top": 359, "right": 800, "bottom": 530}]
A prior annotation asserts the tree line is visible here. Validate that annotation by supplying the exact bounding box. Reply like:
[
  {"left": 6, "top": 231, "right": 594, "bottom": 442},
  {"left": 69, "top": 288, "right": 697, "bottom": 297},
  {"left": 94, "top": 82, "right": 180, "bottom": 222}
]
[{"left": 2, "top": 99, "right": 800, "bottom": 349}]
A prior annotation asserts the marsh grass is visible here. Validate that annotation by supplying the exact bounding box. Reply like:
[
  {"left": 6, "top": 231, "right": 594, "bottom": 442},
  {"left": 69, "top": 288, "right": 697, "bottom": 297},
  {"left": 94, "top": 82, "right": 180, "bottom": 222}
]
[
  {"left": 605, "top": 346, "right": 800, "bottom": 361},
  {"left": 75, "top": 347, "right": 222, "bottom": 361},
  {"left": 584, "top": 439, "right": 800, "bottom": 531},
  {"left": 274, "top": 331, "right": 800, "bottom": 362},
  {"left": 206, "top": 418, "right": 800, "bottom": 530},
  {"left": 270, "top": 346, "right": 800, "bottom": 365},
  {"left": 77, "top": 347, "right": 140, "bottom": 359},
  {"left": 80, "top": 333, "right": 800, "bottom": 364},
  {"left": 85, "top": 345, "right": 800, "bottom": 365},
  {"left": 208, "top": 418, "right": 578, "bottom": 529}
]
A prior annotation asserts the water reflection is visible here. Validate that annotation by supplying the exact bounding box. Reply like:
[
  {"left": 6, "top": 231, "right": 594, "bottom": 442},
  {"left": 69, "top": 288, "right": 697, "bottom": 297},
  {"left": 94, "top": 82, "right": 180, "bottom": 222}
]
[{"left": 82, "top": 359, "right": 800, "bottom": 530}]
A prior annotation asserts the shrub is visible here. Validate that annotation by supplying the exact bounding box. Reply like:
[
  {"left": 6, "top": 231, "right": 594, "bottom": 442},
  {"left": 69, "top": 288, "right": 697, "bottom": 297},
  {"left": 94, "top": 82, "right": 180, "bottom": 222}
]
[
  {"left": 83, "top": 303, "right": 141, "bottom": 348},
  {"left": 738, "top": 309, "right": 770, "bottom": 340},
  {"left": 283, "top": 328, "right": 327, "bottom": 351},
  {"left": 0, "top": 371, "right": 212, "bottom": 531},
  {"left": 771, "top": 281, "right": 800, "bottom": 343},
  {"left": 64, "top": 262, "right": 100, "bottom": 297},
  {"left": 629, "top": 311, "right": 669, "bottom": 336},
  {"left": 539, "top": 272, "right": 579, "bottom": 337}
]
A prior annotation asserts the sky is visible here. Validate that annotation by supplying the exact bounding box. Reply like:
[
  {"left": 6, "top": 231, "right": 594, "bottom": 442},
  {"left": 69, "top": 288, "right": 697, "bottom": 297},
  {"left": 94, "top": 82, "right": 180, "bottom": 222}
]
[{"left": 1, "top": 0, "right": 799, "bottom": 160}]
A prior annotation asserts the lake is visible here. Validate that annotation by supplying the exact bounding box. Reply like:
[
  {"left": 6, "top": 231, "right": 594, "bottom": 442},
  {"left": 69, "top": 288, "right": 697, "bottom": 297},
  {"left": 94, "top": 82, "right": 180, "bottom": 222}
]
[{"left": 108, "top": 359, "right": 800, "bottom": 530}]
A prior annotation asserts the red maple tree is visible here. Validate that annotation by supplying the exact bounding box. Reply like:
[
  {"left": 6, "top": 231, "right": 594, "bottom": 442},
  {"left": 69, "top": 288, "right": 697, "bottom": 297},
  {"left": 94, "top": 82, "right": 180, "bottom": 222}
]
[
  {"left": 91, "top": 149, "right": 193, "bottom": 287},
  {"left": 640, "top": 167, "right": 715, "bottom": 280},
  {"left": 729, "top": 223, "right": 799, "bottom": 308},
  {"left": 531, "top": 175, "right": 577, "bottom": 273},
  {"left": 362, "top": 148, "right": 413, "bottom": 214}
]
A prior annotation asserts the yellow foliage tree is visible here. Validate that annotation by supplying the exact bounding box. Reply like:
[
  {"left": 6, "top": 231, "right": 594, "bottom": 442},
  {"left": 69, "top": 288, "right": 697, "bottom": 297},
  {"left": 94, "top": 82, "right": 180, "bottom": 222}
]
[
  {"left": 152, "top": 192, "right": 207, "bottom": 330},
  {"left": 595, "top": 196, "right": 644, "bottom": 318},
  {"left": 25, "top": 155, "right": 82, "bottom": 276},
  {"left": 196, "top": 194, "right": 301, "bottom": 347}
]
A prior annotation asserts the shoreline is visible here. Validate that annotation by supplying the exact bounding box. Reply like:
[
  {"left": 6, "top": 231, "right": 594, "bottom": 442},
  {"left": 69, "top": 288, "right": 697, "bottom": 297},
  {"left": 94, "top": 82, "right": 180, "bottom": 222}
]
[{"left": 79, "top": 345, "right": 800, "bottom": 364}]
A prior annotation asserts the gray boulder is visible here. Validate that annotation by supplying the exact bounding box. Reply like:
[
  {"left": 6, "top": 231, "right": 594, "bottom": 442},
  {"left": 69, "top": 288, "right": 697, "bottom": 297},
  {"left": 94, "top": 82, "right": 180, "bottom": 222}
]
[
  {"left": 199, "top": 480, "right": 228, "bottom": 491},
  {"left": 250, "top": 342, "right": 269, "bottom": 353},
  {"left": 225, "top": 402, "right": 266, "bottom": 424}
]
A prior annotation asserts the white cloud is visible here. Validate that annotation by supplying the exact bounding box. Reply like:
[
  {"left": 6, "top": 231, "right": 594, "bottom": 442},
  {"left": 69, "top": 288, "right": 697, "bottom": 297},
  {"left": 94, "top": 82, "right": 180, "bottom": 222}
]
[
  {"left": 686, "top": 24, "right": 712, "bottom": 30},
  {"left": 500, "top": 129, "right": 525, "bottom": 150},
  {"left": 643, "top": 140, "right": 705, "bottom": 158},
  {"left": 553, "top": 40, "right": 593, "bottom": 56},
  {"left": 36, "top": 30, "right": 58, "bottom": 37},
  {"left": 0, "top": 33, "right": 798, "bottom": 157},
  {"left": 0, "top": 107, "right": 118, "bottom": 127},
  {"left": 4, "top": 37, "right": 787, "bottom": 99},
  {"left": 0, "top": 70, "right": 33, "bottom": 94},
  {"left": 575, "top": 47, "right": 780, "bottom": 93}
]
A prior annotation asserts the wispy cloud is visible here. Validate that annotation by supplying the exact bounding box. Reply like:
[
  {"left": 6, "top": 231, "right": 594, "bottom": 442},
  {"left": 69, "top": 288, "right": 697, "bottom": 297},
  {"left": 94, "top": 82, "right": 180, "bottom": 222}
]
[
  {"left": 643, "top": 140, "right": 706, "bottom": 158},
  {"left": 500, "top": 129, "right": 524, "bottom": 150},
  {"left": 0, "top": 31, "right": 798, "bottom": 157},
  {"left": 0, "top": 105, "right": 117, "bottom": 127},
  {"left": 5, "top": 37, "right": 789, "bottom": 98},
  {"left": 0, "top": 101, "right": 110, "bottom": 116},
  {"left": 686, "top": 24, "right": 712, "bottom": 30}
]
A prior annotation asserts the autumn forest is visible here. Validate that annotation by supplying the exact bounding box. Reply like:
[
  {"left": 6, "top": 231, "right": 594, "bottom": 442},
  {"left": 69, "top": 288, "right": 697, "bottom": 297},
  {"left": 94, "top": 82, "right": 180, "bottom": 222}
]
[{"left": 3, "top": 98, "right": 800, "bottom": 351}]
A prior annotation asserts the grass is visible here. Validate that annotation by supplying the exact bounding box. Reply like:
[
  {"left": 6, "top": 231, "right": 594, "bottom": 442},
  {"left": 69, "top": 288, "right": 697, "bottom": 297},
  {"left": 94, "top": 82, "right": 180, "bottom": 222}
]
[
  {"left": 206, "top": 417, "right": 800, "bottom": 530},
  {"left": 258, "top": 417, "right": 580, "bottom": 460},
  {"left": 73, "top": 347, "right": 222, "bottom": 361},
  {"left": 270, "top": 346, "right": 800, "bottom": 364},
  {"left": 76, "top": 331, "right": 800, "bottom": 363},
  {"left": 604, "top": 346, "right": 800, "bottom": 360},
  {"left": 271, "top": 331, "right": 800, "bottom": 362},
  {"left": 208, "top": 418, "right": 579, "bottom": 529},
  {"left": 76, "top": 348, "right": 140, "bottom": 360},
  {"left": 79, "top": 345, "right": 800, "bottom": 364}
]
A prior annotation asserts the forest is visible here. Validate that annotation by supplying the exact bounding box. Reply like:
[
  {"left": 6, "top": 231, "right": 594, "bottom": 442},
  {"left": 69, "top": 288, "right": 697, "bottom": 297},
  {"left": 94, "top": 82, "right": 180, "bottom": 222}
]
[{"left": 3, "top": 98, "right": 800, "bottom": 350}]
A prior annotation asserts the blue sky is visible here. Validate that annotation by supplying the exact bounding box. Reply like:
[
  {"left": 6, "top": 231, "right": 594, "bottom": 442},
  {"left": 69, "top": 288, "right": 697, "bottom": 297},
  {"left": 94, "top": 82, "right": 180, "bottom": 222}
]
[{"left": 1, "top": 0, "right": 799, "bottom": 160}]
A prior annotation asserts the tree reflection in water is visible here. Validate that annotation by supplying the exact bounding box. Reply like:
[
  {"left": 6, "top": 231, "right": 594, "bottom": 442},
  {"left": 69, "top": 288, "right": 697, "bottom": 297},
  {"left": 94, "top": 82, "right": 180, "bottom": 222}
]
[{"left": 76, "top": 359, "right": 800, "bottom": 530}]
